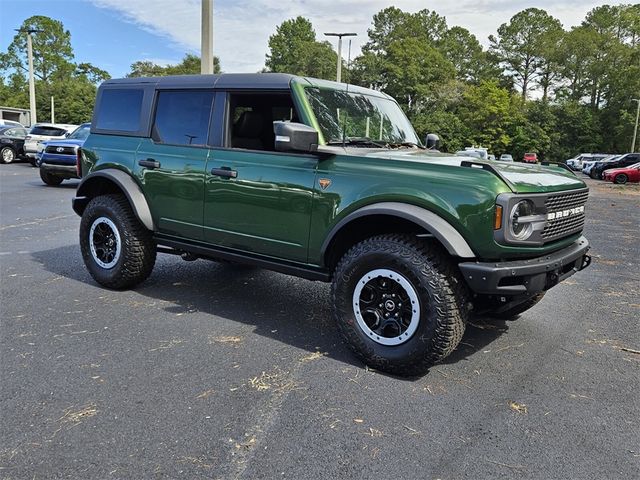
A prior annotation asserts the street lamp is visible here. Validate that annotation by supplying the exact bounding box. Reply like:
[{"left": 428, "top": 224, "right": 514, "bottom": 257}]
[
  {"left": 201, "top": 0, "right": 214, "bottom": 74},
  {"left": 324, "top": 32, "right": 357, "bottom": 83},
  {"left": 16, "top": 27, "right": 43, "bottom": 126},
  {"left": 631, "top": 98, "right": 640, "bottom": 153}
]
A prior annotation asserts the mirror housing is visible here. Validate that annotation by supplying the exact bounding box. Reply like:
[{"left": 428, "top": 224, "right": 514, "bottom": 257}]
[
  {"left": 273, "top": 121, "right": 318, "bottom": 153},
  {"left": 425, "top": 133, "right": 440, "bottom": 150}
]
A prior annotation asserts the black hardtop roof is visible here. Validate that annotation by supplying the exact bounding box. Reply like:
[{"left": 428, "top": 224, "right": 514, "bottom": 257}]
[
  {"left": 99, "top": 73, "right": 393, "bottom": 99},
  {"left": 101, "top": 73, "right": 298, "bottom": 90}
]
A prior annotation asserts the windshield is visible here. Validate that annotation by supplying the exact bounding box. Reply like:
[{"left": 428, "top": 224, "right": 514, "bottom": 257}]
[
  {"left": 69, "top": 124, "right": 90, "bottom": 140},
  {"left": 304, "top": 87, "right": 420, "bottom": 146}
]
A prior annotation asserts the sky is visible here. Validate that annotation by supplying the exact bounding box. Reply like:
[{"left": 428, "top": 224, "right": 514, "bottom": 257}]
[{"left": 0, "top": 0, "right": 626, "bottom": 78}]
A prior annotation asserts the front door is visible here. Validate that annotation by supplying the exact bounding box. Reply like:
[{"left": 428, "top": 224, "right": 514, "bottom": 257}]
[
  {"left": 204, "top": 149, "right": 316, "bottom": 262},
  {"left": 202, "top": 92, "right": 316, "bottom": 262},
  {"left": 135, "top": 90, "right": 214, "bottom": 240}
]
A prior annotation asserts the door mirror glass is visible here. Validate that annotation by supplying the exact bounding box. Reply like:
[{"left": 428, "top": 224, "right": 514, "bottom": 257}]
[{"left": 273, "top": 121, "right": 318, "bottom": 153}]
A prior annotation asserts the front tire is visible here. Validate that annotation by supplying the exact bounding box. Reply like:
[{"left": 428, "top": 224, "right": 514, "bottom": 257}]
[
  {"left": 614, "top": 173, "right": 628, "bottom": 184},
  {"left": 80, "top": 194, "right": 156, "bottom": 289},
  {"left": 331, "top": 235, "right": 469, "bottom": 376},
  {"left": 39, "top": 169, "right": 63, "bottom": 186},
  {"left": 1, "top": 146, "right": 16, "bottom": 164}
]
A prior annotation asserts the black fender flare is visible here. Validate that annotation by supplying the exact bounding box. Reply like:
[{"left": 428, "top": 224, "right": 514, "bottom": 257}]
[
  {"left": 321, "top": 202, "right": 476, "bottom": 260},
  {"left": 72, "top": 169, "right": 154, "bottom": 231}
]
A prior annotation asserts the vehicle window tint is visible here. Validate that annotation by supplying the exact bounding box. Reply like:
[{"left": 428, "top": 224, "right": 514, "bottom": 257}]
[
  {"left": 96, "top": 89, "right": 144, "bottom": 132},
  {"left": 30, "top": 126, "right": 66, "bottom": 136},
  {"left": 153, "top": 90, "right": 213, "bottom": 146},
  {"left": 69, "top": 125, "right": 90, "bottom": 140},
  {"left": 228, "top": 93, "right": 298, "bottom": 151},
  {"left": 6, "top": 128, "right": 26, "bottom": 138}
]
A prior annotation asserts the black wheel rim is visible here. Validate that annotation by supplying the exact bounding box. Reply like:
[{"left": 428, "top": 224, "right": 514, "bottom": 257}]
[
  {"left": 352, "top": 269, "right": 420, "bottom": 346},
  {"left": 89, "top": 217, "right": 121, "bottom": 269}
]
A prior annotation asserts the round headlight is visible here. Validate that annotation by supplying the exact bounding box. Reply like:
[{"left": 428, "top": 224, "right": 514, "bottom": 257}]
[{"left": 510, "top": 200, "right": 535, "bottom": 240}]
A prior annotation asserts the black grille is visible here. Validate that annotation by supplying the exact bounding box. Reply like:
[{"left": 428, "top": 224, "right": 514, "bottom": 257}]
[
  {"left": 45, "top": 145, "right": 76, "bottom": 155},
  {"left": 545, "top": 190, "right": 588, "bottom": 211},
  {"left": 542, "top": 189, "right": 588, "bottom": 242}
]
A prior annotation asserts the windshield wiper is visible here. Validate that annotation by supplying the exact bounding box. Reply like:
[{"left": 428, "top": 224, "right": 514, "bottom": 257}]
[
  {"left": 327, "top": 137, "right": 388, "bottom": 148},
  {"left": 387, "top": 141, "right": 422, "bottom": 149}
]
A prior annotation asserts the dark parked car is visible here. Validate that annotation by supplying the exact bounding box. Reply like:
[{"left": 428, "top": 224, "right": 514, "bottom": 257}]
[
  {"left": 0, "top": 126, "right": 28, "bottom": 163},
  {"left": 38, "top": 123, "right": 90, "bottom": 185},
  {"left": 591, "top": 153, "right": 640, "bottom": 179}
]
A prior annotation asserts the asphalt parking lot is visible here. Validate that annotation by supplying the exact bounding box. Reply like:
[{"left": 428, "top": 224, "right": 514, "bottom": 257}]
[{"left": 1, "top": 162, "right": 639, "bottom": 479}]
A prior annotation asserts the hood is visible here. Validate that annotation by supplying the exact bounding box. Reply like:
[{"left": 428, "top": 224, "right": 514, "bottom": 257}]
[
  {"left": 363, "top": 149, "right": 586, "bottom": 194},
  {"left": 42, "top": 139, "right": 85, "bottom": 148}
]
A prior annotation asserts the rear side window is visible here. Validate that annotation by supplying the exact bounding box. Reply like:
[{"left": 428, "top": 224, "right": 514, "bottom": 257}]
[
  {"left": 95, "top": 89, "right": 144, "bottom": 132},
  {"left": 30, "top": 126, "right": 66, "bottom": 136},
  {"left": 152, "top": 90, "right": 214, "bottom": 146}
]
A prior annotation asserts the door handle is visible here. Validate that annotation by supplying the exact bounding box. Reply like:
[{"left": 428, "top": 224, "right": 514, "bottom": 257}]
[
  {"left": 211, "top": 167, "right": 238, "bottom": 178},
  {"left": 138, "top": 158, "right": 161, "bottom": 169}
]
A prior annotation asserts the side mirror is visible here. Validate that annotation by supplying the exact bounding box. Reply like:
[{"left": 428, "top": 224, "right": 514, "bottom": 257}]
[
  {"left": 273, "top": 121, "right": 318, "bottom": 153},
  {"left": 425, "top": 133, "right": 440, "bottom": 150}
]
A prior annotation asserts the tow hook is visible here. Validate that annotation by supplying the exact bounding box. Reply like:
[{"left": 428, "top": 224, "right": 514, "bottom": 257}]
[{"left": 580, "top": 255, "right": 592, "bottom": 270}]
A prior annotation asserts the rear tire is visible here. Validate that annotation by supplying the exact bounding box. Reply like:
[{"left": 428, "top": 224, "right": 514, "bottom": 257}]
[
  {"left": 614, "top": 173, "right": 628, "bottom": 184},
  {"left": 80, "top": 194, "right": 156, "bottom": 289},
  {"left": 331, "top": 235, "right": 469, "bottom": 376},
  {"left": 1, "top": 146, "right": 15, "bottom": 164},
  {"left": 39, "top": 169, "right": 64, "bottom": 186}
]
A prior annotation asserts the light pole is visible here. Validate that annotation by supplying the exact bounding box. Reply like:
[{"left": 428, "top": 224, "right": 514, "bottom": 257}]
[
  {"left": 201, "top": 0, "right": 214, "bottom": 74},
  {"left": 324, "top": 32, "right": 357, "bottom": 83},
  {"left": 16, "top": 27, "right": 43, "bottom": 125},
  {"left": 631, "top": 98, "right": 640, "bottom": 153}
]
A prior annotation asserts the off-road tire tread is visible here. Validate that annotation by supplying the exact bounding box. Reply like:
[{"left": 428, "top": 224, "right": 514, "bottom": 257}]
[
  {"left": 332, "top": 234, "right": 470, "bottom": 376},
  {"left": 80, "top": 194, "right": 156, "bottom": 289}
]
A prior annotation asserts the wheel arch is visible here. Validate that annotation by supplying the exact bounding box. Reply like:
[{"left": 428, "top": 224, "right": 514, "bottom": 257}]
[
  {"left": 72, "top": 169, "right": 154, "bottom": 231},
  {"left": 321, "top": 202, "right": 476, "bottom": 271}
]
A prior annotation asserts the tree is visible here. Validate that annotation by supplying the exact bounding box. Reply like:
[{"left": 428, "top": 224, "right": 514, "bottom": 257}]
[
  {"left": 489, "top": 8, "right": 563, "bottom": 100},
  {"left": 457, "top": 81, "right": 514, "bottom": 154},
  {"left": 264, "top": 17, "right": 337, "bottom": 80},
  {"left": 0, "top": 16, "right": 74, "bottom": 82},
  {"left": 0, "top": 16, "right": 111, "bottom": 124},
  {"left": 440, "top": 26, "right": 500, "bottom": 83},
  {"left": 128, "top": 54, "right": 220, "bottom": 77}
]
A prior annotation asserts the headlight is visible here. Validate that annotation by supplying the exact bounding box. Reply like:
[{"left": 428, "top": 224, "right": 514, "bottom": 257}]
[{"left": 509, "top": 200, "right": 536, "bottom": 241}]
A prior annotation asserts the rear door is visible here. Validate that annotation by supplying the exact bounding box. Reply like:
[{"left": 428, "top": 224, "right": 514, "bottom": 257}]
[{"left": 135, "top": 89, "right": 214, "bottom": 240}]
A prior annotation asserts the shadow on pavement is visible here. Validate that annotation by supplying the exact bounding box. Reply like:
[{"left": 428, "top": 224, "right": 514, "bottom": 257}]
[{"left": 32, "top": 245, "right": 509, "bottom": 378}]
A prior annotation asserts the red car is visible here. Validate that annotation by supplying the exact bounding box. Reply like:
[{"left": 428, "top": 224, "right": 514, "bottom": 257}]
[
  {"left": 602, "top": 162, "right": 640, "bottom": 184},
  {"left": 523, "top": 152, "right": 538, "bottom": 163}
]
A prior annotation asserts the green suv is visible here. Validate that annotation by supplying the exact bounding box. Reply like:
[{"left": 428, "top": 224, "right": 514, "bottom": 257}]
[{"left": 73, "top": 73, "right": 591, "bottom": 375}]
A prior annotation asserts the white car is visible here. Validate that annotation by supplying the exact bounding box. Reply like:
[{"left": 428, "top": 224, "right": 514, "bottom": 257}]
[{"left": 24, "top": 123, "right": 78, "bottom": 165}]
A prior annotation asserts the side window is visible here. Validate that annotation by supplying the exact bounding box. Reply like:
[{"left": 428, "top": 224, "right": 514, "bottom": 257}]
[
  {"left": 228, "top": 93, "right": 298, "bottom": 151},
  {"left": 95, "top": 89, "right": 144, "bottom": 132},
  {"left": 153, "top": 90, "right": 214, "bottom": 146}
]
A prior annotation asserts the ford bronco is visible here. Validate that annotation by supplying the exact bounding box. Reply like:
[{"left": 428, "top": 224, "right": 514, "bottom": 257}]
[{"left": 72, "top": 73, "right": 591, "bottom": 375}]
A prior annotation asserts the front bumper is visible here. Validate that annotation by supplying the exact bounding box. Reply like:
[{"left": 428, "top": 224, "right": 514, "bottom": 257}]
[
  {"left": 459, "top": 236, "right": 590, "bottom": 295},
  {"left": 40, "top": 162, "right": 78, "bottom": 178}
]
